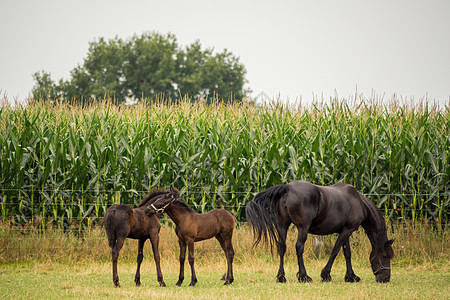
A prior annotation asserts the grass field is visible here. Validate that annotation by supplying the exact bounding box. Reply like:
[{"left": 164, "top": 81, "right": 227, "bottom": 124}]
[
  {"left": 1, "top": 222, "right": 449, "bottom": 299},
  {"left": 1, "top": 256, "right": 449, "bottom": 299}
]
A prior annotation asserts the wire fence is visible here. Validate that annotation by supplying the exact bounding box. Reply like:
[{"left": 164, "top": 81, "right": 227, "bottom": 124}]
[{"left": 1, "top": 188, "right": 448, "bottom": 227}]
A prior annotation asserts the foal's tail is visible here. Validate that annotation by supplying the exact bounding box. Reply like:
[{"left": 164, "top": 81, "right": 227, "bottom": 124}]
[
  {"left": 245, "top": 184, "right": 289, "bottom": 252},
  {"left": 104, "top": 210, "right": 116, "bottom": 248}
]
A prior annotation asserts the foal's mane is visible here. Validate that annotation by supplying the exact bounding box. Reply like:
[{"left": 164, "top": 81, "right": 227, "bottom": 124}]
[
  {"left": 170, "top": 190, "right": 195, "bottom": 213},
  {"left": 137, "top": 188, "right": 170, "bottom": 207}
]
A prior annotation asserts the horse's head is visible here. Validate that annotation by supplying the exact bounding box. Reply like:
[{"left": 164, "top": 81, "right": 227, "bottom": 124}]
[
  {"left": 370, "top": 239, "right": 395, "bottom": 283},
  {"left": 145, "top": 187, "right": 179, "bottom": 216}
]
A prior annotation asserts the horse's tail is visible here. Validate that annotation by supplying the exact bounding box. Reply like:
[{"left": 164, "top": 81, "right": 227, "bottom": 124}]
[
  {"left": 104, "top": 208, "right": 116, "bottom": 248},
  {"left": 245, "top": 184, "right": 289, "bottom": 252}
]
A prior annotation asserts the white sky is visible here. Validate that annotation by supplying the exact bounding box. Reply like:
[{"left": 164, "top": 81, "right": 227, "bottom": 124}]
[{"left": 1, "top": 0, "right": 449, "bottom": 107}]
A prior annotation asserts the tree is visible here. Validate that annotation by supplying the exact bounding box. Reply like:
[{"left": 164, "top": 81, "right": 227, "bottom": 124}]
[
  {"left": 124, "top": 33, "right": 179, "bottom": 100},
  {"left": 31, "top": 71, "right": 59, "bottom": 100},
  {"left": 201, "top": 49, "right": 248, "bottom": 103},
  {"left": 31, "top": 32, "right": 249, "bottom": 103}
]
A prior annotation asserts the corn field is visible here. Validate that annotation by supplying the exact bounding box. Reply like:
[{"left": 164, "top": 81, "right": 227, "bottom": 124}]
[{"left": 0, "top": 97, "right": 448, "bottom": 229}]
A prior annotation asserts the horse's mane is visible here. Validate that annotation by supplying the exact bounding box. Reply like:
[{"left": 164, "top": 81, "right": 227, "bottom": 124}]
[
  {"left": 170, "top": 189, "right": 195, "bottom": 213},
  {"left": 137, "top": 188, "right": 170, "bottom": 207},
  {"left": 359, "top": 193, "right": 389, "bottom": 251}
]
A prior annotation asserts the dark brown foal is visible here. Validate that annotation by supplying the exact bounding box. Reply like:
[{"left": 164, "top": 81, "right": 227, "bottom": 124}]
[
  {"left": 104, "top": 189, "right": 169, "bottom": 287},
  {"left": 146, "top": 188, "right": 235, "bottom": 287}
]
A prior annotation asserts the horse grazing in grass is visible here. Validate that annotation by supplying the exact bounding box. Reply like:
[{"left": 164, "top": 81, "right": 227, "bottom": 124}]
[
  {"left": 104, "top": 188, "right": 170, "bottom": 287},
  {"left": 146, "top": 188, "right": 235, "bottom": 287},
  {"left": 246, "top": 180, "right": 394, "bottom": 283}
]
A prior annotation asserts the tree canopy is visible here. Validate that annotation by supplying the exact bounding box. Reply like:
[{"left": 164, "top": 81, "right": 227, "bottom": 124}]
[{"left": 32, "top": 32, "right": 250, "bottom": 104}]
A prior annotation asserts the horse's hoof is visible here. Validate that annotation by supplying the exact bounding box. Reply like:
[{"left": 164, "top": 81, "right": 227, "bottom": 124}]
[
  {"left": 189, "top": 282, "right": 197, "bottom": 287},
  {"left": 175, "top": 282, "right": 182, "bottom": 287},
  {"left": 135, "top": 280, "right": 141, "bottom": 286},
  {"left": 159, "top": 281, "right": 166, "bottom": 287},
  {"left": 345, "top": 275, "right": 361, "bottom": 282},
  {"left": 276, "top": 275, "right": 287, "bottom": 283},
  {"left": 321, "top": 275, "right": 332, "bottom": 282},
  {"left": 114, "top": 283, "right": 120, "bottom": 288},
  {"left": 298, "top": 274, "right": 312, "bottom": 283}
]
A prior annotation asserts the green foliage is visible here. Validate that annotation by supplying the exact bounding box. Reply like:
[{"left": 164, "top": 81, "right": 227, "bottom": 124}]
[
  {"left": 31, "top": 32, "right": 249, "bottom": 103},
  {"left": 0, "top": 99, "right": 448, "bottom": 227}
]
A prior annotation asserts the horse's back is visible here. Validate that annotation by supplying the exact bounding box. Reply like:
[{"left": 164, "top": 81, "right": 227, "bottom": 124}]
[
  {"left": 192, "top": 209, "right": 234, "bottom": 240},
  {"left": 285, "top": 181, "right": 367, "bottom": 234}
]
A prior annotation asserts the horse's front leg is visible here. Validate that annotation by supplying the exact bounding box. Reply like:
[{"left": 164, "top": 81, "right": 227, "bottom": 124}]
[
  {"left": 320, "top": 230, "right": 352, "bottom": 282},
  {"left": 295, "top": 228, "right": 312, "bottom": 283},
  {"left": 134, "top": 239, "right": 145, "bottom": 286},
  {"left": 187, "top": 239, "right": 198, "bottom": 287},
  {"left": 342, "top": 238, "right": 360, "bottom": 282},
  {"left": 149, "top": 230, "right": 166, "bottom": 287},
  {"left": 176, "top": 239, "right": 186, "bottom": 286}
]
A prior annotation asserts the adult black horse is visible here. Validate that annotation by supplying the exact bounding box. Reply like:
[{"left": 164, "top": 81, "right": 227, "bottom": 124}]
[{"left": 246, "top": 180, "right": 394, "bottom": 283}]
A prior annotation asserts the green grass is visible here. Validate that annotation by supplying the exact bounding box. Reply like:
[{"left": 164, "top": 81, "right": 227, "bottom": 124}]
[{"left": 1, "top": 259, "right": 449, "bottom": 299}]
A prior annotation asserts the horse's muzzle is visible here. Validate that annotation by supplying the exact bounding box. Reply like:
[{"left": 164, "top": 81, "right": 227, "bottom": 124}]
[{"left": 375, "top": 273, "right": 390, "bottom": 283}]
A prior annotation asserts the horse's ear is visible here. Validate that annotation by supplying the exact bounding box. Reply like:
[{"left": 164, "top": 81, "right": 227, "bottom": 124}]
[
  {"left": 386, "top": 239, "right": 395, "bottom": 247},
  {"left": 385, "top": 239, "right": 395, "bottom": 258}
]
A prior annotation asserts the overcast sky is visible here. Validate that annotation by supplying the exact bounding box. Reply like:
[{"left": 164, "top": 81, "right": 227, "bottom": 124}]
[{"left": 1, "top": 0, "right": 449, "bottom": 107}]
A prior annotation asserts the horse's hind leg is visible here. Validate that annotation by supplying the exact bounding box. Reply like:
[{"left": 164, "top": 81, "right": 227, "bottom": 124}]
[
  {"left": 216, "top": 233, "right": 234, "bottom": 285},
  {"left": 342, "top": 239, "right": 360, "bottom": 282},
  {"left": 111, "top": 237, "right": 126, "bottom": 287},
  {"left": 149, "top": 229, "right": 166, "bottom": 287},
  {"left": 275, "top": 224, "right": 289, "bottom": 283},
  {"left": 134, "top": 239, "right": 145, "bottom": 286}
]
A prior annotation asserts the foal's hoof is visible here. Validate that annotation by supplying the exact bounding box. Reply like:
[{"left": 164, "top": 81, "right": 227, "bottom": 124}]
[
  {"left": 345, "top": 274, "right": 361, "bottom": 282},
  {"left": 223, "top": 279, "right": 233, "bottom": 285},
  {"left": 276, "top": 275, "right": 287, "bottom": 283}
]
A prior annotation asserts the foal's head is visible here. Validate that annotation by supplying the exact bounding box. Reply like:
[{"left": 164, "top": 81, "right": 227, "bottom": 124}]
[{"left": 145, "top": 187, "right": 180, "bottom": 216}]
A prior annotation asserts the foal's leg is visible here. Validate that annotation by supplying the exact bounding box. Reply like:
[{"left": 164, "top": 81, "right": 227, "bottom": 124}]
[
  {"left": 187, "top": 239, "right": 198, "bottom": 287},
  {"left": 111, "top": 237, "right": 126, "bottom": 287},
  {"left": 216, "top": 233, "right": 234, "bottom": 285},
  {"left": 320, "top": 230, "right": 353, "bottom": 282},
  {"left": 149, "top": 230, "right": 166, "bottom": 287},
  {"left": 134, "top": 239, "right": 145, "bottom": 286},
  {"left": 342, "top": 238, "right": 360, "bottom": 282},
  {"left": 295, "top": 227, "right": 312, "bottom": 283},
  {"left": 176, "top": 239, "right": 186, "bottom": 286}
]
